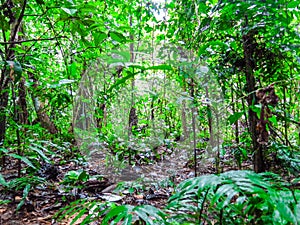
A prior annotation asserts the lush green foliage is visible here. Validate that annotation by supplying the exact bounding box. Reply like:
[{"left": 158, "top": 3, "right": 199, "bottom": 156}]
[
  {"left": 0, "top": 0, "right": 300, "bottom": 223},
  {"left": 167, "top": 170, "right": 300, "bottom": 225},
  {"left": 57, "top": 170, "right": 300, "bottom": 225}
]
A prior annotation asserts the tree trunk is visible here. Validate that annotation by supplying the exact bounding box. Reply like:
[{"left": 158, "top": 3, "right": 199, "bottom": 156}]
[
  {"left": 29, "top": 72, "right": 58, "bottom": 134},
  {"left": 17, "top": 77, "right": 29, "bottom": 125},
  {"left": 0, "top": 89, "right": 9, "bottom": 144},
  {"left": 0, "top": 0, "right": 27, "bottom": 144},
  {"left": 189, "top": 78, "right": 198, "bottom": 176},
  {"left": 242, "top": 16, "right": 264, "bottom": 173},
  {"left": 205, "top": 86, "right": 214, "bottom": 146},
  {"left": 127, "top": 15, "right": 137, "bottom": 165},
  {"left": 181, "top": 77, "right": 188, "bottom": 141},
  {"left": 231, "top": 83, "right": 239, "bottom": 144}
]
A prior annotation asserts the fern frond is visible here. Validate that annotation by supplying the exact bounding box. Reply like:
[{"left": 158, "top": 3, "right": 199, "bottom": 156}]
[{"left": 167, "top": 170, "right": 300, "bottom": 225}]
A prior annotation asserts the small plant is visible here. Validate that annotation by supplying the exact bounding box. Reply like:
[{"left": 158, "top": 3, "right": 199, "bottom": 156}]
[
  {"left": 271, "top": 142, "right": 300, "bottom": 174},
  {"left": 62, "top": 169, "right": 89, "bottom": 186},
  {"left": 0, "top": 173, "right": 45, "bottom": 210},
  {"left": 232, "top": 146, "right": 248, "bottom": 169}
]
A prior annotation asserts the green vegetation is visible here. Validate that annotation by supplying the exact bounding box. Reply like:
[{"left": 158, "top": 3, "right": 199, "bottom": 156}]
[{"left": 0, "top": 0, "right": 299, "bottom": 224}]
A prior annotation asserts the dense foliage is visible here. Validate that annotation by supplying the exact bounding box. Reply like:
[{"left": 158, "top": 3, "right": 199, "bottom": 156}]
[{"left": 0, "top": 0, "right": 299, "bottom": 224}]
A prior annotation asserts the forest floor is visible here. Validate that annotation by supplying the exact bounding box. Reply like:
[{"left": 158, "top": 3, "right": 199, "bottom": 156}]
[{"left": 0, "top": 145, "right": 259, "bottom": 225}]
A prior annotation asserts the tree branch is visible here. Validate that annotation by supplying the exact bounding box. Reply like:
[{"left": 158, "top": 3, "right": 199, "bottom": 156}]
[
  {"left": 9, "top": 0, "right": 27, "bottom": 47},
  {"left": 0, "top": 36, "right": 68, "bottom": 45}
]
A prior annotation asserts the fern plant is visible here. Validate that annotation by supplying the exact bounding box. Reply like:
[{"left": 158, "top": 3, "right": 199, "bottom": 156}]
[
  {"left": 167, "top": 170, "right": 300, "bottom": 225},
  {"left": 56, "top": 200, "right": 167, "bottom": 225},
  {"left": 102, "top": 204, "right": 167, "bottom": 225},
  {"left": 55, "top": 199, "right": 110, "bottom": 225},
  {"left": 55, "top": 170, "right": 300, "bottom": 225}
]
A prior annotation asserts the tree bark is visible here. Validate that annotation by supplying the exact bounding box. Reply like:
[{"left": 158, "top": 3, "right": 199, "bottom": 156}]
[
  {"left": 0, "top": 0, "right": 27, "bottom": 144},
  {"left": 231, "top": 82, "right": 239, "bottom": 144},
  {"left": 181, "top": 77, "right": 188, "bottom": 141},
  {"left": 242, "top": 16, "right": 264, "bottom": 173}
]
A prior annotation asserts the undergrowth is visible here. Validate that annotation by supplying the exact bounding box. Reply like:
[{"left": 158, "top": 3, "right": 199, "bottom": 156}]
[{"left": 55, "top": 170, "right": 300, "bottom": 225}]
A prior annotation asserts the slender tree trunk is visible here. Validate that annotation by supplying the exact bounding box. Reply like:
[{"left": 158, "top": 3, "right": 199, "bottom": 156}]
[
  {"left": 0, "top": 89, "right": 9, "bottom": 145},
  {"left": 0, "top": 0, "right": 27, "bottom": 171},
  {"left": 242, "top": 16, "right": 264, "bottom": 173},
  {"left": 237, "top": 73, "right": 249, "bottom": 130},
  {"left": 17, "top": 77, "right": 28, "bottom": 125},
  {"left": 181, "top": 76, "right": 188, "bottom": 141},
  {"left": 205, "top": 86, "right": 214, "bottom": 146},
  {"left": 189, "top": 79, "right": 197, "bottom": 176},
  {"left": 283, "top": 87, "right": 289, "bottom": 145},
  {"left": 231, "top": 83, "right": 239, "bottom": 144},
  {"left": 127, "top": 15, "right": 137, "bottom": 165}
]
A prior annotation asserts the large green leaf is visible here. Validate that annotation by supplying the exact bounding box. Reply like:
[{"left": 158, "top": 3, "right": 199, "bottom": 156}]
[
  {"left": 93, "top": 32, "right": 107, "bottom": 46},
  {"left": 102, "top": 205, "right": 132, "bottom": 224},
  {"left": 109, "top": 31, "right": 126, "bottom": 43},
  {"left": 287, "top": 1, "right": 300, "bottom": 9},
  {"left": 227, "top": 111, "right": 244, "bottom": 125},
  {"left": 107, "top": 71, "right": 137, "bottom": 93}
]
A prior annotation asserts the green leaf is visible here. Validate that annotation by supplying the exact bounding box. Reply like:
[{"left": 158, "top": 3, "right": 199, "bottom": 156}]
[
  {"left": 275, "top": 202, "right": 297, "bottom": 224},
  {"left": 146, "top": 64, "right": 173, "bottom": 71},
  {"left": 61, "top": 7, "right": 77, "bottom": 15},
  {"left": 70, "top": 208, "right": 87, "bottom": 225},
  {"left": 133, "top": 205, "right": 166, "bottom": 223},
  {"left": 93, "top": 32, "right": 107, "bottom": 46},
  {"left": 227, "top": 112, "right": 244, "bottom": 125},
  {"left": 8, "top": 154, "right": 36, "bottom": 169},
  {"left": 111, "top": 50, "right": 131, "bottom": 62},
  {"left": 107, "top": 71, "right": 137, "bottom": 93},
  {"left": 6, "top": 61, "right": 22, "bottom": 81},
  {"left": 0, "top": 147, "right": 8, "bottom": 154},
  {"left": 211, "top": 183, "right": 236, "bottom": 208},
  {"left": 134, "top": 207, "right": 153, "bottom": 225},
  {"left": 69, "top": 62, "right": 78, "bottom": 78},
  {"left": 122, "top": 214, "right": 133, "bottom": 225},
  {"left": 78, "top": 170, "right": 89, "bottom": 182},
  {"left": 250, "top": 104, "right": 261, "bottom": 116},
  {"left": 0, "top": 174, "right": 8, "bottom": 187},
  {"left": 109, "top": 31, "right": 126, "bottom": 43},
  {"left": 208, "top": 40, "right": 229, "bottom": 50},
  {"left": 128, "top": 64, "right": 145, "bottom": 70},
  {"left": 102, "top": 205, "right": 128, "bottom": 224},
  {"left": 49, "top": 79, "right": 75, "bottom": 88},
  {"left": 294, "top": 203, "right": 300, "bottom": 223},
  {"left": 268, "top": 115, "right": 277, "bottom": 126},
  {"left": 28, "top": 145, "right": 50, "bottom": 163},
  {"left": 16, "top": 184, "right": 31, "bottom": 211},
  {"left": 287, "top": 1, "right": 300, "bottom": 9},
  {"left": 55, "top": 199, "right": 84, "bottom": 222}
]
